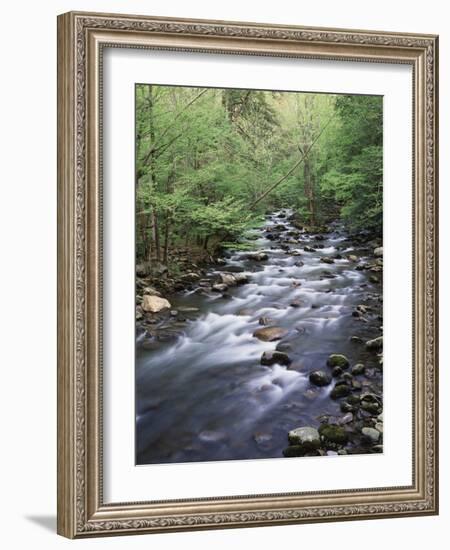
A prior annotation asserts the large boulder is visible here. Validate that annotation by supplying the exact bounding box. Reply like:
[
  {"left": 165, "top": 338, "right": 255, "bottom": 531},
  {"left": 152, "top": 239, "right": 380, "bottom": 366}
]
[
  {"left": 374, "top": 247, "right": 383, "bottom": 257},
  {"left": 253, "top": 327, "right": 289, "bottom": 342},
  {"left": 142, "top": 295, "right": 171, "bottom": 313},
  {"left": 288, "top": 426, "right": 321, "bottom": 450}
]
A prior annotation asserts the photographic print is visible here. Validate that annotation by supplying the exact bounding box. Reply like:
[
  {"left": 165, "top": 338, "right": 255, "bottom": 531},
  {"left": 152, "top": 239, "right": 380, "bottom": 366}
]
[
  {"left": 135, "top": 84, "right": 383, "bottom": 465},
  {"left": 58, "top": 12, "right": 438, "bottom": 537}
]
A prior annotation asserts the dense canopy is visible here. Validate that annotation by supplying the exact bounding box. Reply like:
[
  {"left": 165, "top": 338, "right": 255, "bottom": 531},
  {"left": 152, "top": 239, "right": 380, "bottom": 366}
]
[{"left": 135, "top": 84, "right": 382, "bottom": 272}]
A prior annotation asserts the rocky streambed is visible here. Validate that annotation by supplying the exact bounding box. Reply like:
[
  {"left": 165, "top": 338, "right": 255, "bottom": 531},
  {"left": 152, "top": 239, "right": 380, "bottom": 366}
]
[{"left": 136, "top": 210, "right": 384, "bottom": 464}]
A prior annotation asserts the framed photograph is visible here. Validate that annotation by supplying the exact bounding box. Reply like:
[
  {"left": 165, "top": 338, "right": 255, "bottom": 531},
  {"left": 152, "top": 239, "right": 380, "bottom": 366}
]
[{"left": 57, "top": 11, "right": 439, "bottom": 538}]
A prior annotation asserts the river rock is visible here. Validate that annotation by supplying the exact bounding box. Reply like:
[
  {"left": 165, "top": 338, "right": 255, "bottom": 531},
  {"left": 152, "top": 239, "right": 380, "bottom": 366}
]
[
  {"left": 253, "top": 327, "right": 289, "bottom": 342},
  {"left": 366, "top": 336, "right": 383, "bottom": 351},
  {"left": 282, "top": 446, "right": 304, "bottom": 457},
  {"left": 347, "top": 254, "right": 358, "bottom": 262},
  {"left": 320, "top": 257, "right": 335, "bottom": 264},
  {"left": 375, "top": 422, "right": 384, "bottom": 433},
  {"left": 360, "top": 393, "right": 382, "bottom": 414},
  {"left": 142, "top": 295, "right": 171, "bottom": 313},
  {"left": 340, "top": 401, "right": 355, "bottom": 413},
  {"left": 136, "top": 263, "right": 149, "bottom": 276},
  {"left": 234, "top": 273, "right": 250, "bottom": 285},
  {"left": 261, "top": 351, "right": 292, "bottom": 366},
  {"left": 304, "top": 246, "right": 316, "bottom": 252},
  {"left": 369, "top": 275, "right": 379, "bottom": 283},
  {"left": 290, "top": 299, "right": 304, "bottom": 308},
  {"left": 309, "top": 370, "right": 332, "bottom": 387},
  {"left": 330, "top": 383, "right": 351, "bottom": 400},
  {"left": 142, "top": 286, "right": 162, "bottom": 297},
  {"left": 351, "top": 363, "right": 365, "bottom": 375},
  {"left": 319, "top": 423, "right": 349, "bottom": 445},
  {"left": 362, "top": 427, "right": 381, "bottom": 443},
  {"left": 259, "top": 316, "right": 274, "bottom": 326},
  {"left": 181, "top": 272, "right": 201, "bottom": 281},
  {"left": 374, "top": 247, "right": 383, "bottom": 257},
  {"left": 326, "top": 354, "right": 350, "bottom": 369},
  {"left": 338, "top": 412, "right": 354, "bottom": 425},
  {"left": 332, "top": 366, "right": 343, "bottom": 377},
  {"left": 246, "top": 252, "right": 268, "bottom": 261},
  {"left": 212, "top": 283, "right": 228, "bottom": 292},
  {"left": 275, "top": 342, "right": 292, "bottom": 352},
  {"left": 220, "top": 273, "right": 237, "bottom": 286},
  {"left": 288, "top": 426, "right": 321, "bottom": 450}
]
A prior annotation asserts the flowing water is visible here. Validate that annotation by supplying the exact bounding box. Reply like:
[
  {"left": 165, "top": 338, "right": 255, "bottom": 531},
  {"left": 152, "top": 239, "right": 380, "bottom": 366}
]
[{"left": 136, "top": 210, "right": 382, "bottom": 464}]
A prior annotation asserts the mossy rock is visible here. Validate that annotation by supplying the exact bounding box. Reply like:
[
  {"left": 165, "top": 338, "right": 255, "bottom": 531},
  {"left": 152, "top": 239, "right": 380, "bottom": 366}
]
[
  {"left": 330, "top": 383, "right": 351, "bottom": 399},
  {"left": 319, "top": 423, "right": 349, "bottom": 445},
  {"left": 288, "top": 426, "right": 321, "bottom": 450},
  {"left": 309, "top": 370, "right": 332, "bottom": 387},
  {"left": 351, "top": 363, "right": 366, "bottom": 376},
  {"left": 283, "top": 445, "right": 306, "bottom": 457},
  {"left": 326, "top": 354, "right": 350, "bottom": 369}
]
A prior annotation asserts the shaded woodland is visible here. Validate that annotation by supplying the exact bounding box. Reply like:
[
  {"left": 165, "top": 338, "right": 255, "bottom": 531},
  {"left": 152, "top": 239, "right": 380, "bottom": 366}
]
[{"left": 135, "top": 85, "right": 382, "bottom": 274}]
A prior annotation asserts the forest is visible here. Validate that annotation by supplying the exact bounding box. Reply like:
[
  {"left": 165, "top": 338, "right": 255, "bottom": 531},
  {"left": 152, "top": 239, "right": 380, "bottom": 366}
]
[{"left": 135, "top": 84, "right": 382, "bottom": 274}]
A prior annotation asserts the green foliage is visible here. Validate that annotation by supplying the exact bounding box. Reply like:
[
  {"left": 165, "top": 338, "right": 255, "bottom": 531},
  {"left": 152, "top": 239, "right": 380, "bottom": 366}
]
[
  {"left": 320, "top": 96, "right": 383, "bottom": 231},
  {"left": 135, "top": 84, "right": 383, "bottom": 269}
]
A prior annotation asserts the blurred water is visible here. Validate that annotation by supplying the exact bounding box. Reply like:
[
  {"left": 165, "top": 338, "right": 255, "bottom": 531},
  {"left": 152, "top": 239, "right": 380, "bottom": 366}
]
[{"left": 136, "top": 210, "right": 382, "bottom": 464}]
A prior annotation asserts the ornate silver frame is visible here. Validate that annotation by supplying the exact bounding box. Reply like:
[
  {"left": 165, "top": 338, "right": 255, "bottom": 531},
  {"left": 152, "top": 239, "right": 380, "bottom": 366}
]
[{"left": 57, "top": 11, "right": 439, "bottom": 538}]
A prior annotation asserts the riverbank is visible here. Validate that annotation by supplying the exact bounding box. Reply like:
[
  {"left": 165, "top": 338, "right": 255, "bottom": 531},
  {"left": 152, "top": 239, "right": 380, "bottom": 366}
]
[{"left": 136, "top": 210, "right": 383, "bottom": 464}]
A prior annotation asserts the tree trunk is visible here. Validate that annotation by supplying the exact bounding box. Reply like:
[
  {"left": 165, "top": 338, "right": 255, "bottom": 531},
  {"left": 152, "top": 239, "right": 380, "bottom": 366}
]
[
  {"left": 163, "top": 216, "right": 171, "bottom": 266},
  {"left": 152, "top": 208, "right": 161, "bottom": 262},
  {"left": 303, "top": 159, "right": 316, "bottom": 226}
]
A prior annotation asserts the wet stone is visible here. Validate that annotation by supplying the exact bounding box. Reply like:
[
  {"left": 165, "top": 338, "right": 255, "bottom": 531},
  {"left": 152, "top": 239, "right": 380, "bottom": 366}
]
[
  {"left": 309, "top": 370, "right": 332, "bottom": 387},
  {"left": 326, "top": 354, "right": 350, "bottom": 369},
  {"left": 288, "top": 426, "right": 321, "bottom": 449},
  {"left": 361, "top": 427, "right": 381, "bottom": 443},
  {"left": 351, "top": 363, "right": 366, "bottom": 375},
  {"left": 319, "top": 423, "right": 349, "bottom": 445},
  {"left": 260, "top": 351, "right": 292, "bottom": 366},
  {"left": 330, "top": 383, "right": 351, "bottom": 400},
  {"left": 253, "top": 326, "right": 289, "bottom": 342}
]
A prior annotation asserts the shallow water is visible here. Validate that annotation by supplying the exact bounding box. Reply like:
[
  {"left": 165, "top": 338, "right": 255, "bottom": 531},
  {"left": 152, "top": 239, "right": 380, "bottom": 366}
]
[{"left": 136, "top": 210, "right": 382, "bottom": 464}]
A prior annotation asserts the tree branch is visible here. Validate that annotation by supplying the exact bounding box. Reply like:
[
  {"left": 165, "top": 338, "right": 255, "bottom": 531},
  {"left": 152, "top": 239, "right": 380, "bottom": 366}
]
[
  {"left": 249, "top": 113, "right": 336, "bottom": 209},
  {"left": 141, "top": 88, "right": 210, "bottom": 166}
]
